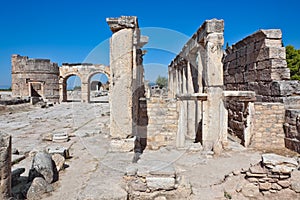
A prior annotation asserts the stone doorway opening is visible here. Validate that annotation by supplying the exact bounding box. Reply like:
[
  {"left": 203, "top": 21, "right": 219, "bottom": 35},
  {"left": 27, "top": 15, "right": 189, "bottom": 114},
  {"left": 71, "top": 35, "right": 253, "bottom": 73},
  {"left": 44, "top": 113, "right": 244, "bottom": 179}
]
[
  {"left": 88, "top": 72, "right": 109, "bottom": 103},
  {"left": 64, "top": 75, "right": 82, "bottom": 102}
]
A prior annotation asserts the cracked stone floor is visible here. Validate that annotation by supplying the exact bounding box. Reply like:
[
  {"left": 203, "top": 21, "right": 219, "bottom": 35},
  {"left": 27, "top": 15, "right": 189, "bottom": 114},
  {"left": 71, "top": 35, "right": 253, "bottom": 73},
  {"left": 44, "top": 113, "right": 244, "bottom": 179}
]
[{"left": 1, "top": 96, "right": 300, "bottom": 199}]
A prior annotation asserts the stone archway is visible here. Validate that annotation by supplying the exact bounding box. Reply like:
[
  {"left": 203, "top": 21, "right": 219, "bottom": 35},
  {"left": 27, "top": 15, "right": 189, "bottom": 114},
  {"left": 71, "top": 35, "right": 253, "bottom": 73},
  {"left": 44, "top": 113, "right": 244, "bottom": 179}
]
[
  {"left": 59, "top": 64, "right": 109, "bottom": 103},
  {"left": 59, "top": 74, "right": 82, "bottom": 102},
  {"left": 87, "top": 71, "right": 110, "bottom": 103}
]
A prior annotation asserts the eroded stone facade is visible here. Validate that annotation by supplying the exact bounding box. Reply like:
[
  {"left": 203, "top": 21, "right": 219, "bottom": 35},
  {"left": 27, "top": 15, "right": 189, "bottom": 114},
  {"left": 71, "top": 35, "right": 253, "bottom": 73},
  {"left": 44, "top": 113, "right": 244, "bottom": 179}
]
[{"left": 12, "top": 54, "right": 60, "bottom": 103}]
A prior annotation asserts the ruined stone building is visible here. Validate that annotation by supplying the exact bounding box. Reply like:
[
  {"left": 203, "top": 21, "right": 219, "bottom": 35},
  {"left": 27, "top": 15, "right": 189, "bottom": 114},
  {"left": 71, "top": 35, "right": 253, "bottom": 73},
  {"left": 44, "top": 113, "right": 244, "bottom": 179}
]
[
  {"left": 11, "top": 57, "right": 109, "bottom": 103},
  {"left": 11, "top": 55, "right": 60, "bottom": 102},
  {"left": 10, "top": 16, "right": 300, "bottom": 154}
]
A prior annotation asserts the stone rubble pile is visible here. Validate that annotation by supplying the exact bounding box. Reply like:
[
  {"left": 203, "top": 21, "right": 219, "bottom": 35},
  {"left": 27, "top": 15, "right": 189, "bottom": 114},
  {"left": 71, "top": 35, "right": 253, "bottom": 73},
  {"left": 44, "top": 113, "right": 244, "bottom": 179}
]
[
  {"left": 243, "top": 153, "right": 299, "bottom": 193},
  {"left": 124, "top": 162, "right": 191, "bottom": 199},
  {"left": 12, "top": 151, "right": 67, "bottom": 199}
]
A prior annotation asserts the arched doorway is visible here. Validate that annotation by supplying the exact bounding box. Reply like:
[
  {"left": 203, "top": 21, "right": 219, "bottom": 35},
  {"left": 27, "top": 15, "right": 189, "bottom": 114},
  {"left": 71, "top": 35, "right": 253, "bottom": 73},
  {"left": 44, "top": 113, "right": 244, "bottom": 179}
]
[
  {"left": 62, "top": 74, "right": 82, "bottom": 102},
  {"left": 88, "top": 72, "right": 109, "bottom": 103}
]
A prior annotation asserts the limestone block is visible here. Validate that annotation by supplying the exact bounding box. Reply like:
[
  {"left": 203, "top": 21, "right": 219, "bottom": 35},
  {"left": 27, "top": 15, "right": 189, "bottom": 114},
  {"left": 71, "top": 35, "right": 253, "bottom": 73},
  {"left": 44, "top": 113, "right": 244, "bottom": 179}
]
[
  {"left": 261, "top": 29, "right": 282, "bottom": 39},
  {"left": 146, "top": 177, "right": 175, "bottom": 191},
  {"left": 262, "top": 153, "right": 298, "bottom": 168},
  {"left": 271, "top": 68, "right": 290, "bottom": 80},
  {"left": 277, "top": 180, "right": 290, "bottom": 188},
  {"left": 26, "top": 177, "right": 53, "bottom": 200},
  {"left": 51, "top": 154, "right": 65, "bottom": 171},
  {"left": 259, "top": 182, "right": 272, "bottom": 191},
  {"left": 28, "top": 152, "right": 55, "bottom": 184}
]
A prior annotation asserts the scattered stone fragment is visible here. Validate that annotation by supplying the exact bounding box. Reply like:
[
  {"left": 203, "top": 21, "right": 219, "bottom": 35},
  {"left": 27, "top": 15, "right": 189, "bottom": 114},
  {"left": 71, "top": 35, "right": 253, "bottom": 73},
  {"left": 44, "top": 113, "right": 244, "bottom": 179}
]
[
  {"left": 259, "top": 182, "right": 272, "bottom": 191},
  {"left": 246, "top": 171, "right": 267, "bottom": 178},
  {"left": 52, "top": 133, "right": 69, "bottom": 143},
  {"left": 241, "top": 183, "right": 260, "bottom": 197},
  {"left": 26, "top": 177, "right": 53, "bottom": 200},
  {"left": 277, "top": 180, "right": 290, "bottom": 188},
  {"left": 249, "top": 164, "right": 266, "bottom": 174},
  {"left": 47, "top": 146, "right": 69, "bottom": 158},
  {"left": 232, "top": 170, "right": 240, "bottom": 176},
  {"left": 51, "top": 153, "right": 65, "bottom": 171},
  {"left": 271, "top": 183, "right": 282, "bottom": 191},
  {"left": 247, "top": 177, "right": 258, "bottom": 183},
  {"left": 262, "top": 154, "right": 298, "bottom": 168},
  {"left": 29, "top": 152, "right": 55, "bottom": 184}
]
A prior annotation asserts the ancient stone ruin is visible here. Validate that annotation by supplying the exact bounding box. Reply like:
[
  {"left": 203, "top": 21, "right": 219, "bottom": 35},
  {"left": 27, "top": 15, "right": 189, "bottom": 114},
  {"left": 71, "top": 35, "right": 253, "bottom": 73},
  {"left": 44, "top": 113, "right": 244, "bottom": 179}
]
[{"left": 2, "top": 15, "right": 300, "bottom": 199}]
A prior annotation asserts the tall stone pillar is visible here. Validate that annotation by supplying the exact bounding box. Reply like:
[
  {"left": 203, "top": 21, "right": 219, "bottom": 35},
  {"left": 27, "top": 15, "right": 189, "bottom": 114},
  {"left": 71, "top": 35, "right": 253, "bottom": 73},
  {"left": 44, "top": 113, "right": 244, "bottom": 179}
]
[
  {"left": 202, "top": 19, "right": 226, "bottom": 151},
  {"left": 0, "top": 133, "right": 12, "bottom": 200},
  {"left": 107, "top": 16, "right": 147, "bottom": 139},
  {"left": 186, "top": 62, "right": 196, "bottom": 140}
]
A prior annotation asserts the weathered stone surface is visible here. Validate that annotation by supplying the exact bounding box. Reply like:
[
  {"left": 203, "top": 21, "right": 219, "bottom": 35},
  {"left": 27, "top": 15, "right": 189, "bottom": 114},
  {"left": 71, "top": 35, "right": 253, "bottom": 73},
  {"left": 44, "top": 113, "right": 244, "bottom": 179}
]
[
  {"left": 11, "top": 54, "right": 60, "bottom": 103},
  {"left": 271, "top": 183, "right": 282, "bottom": 190},
  {"left": 277, "top": 180, "right": 290, "bottom": 188},
  {"left": 246, "top": 171, "right": 267, "bottom": 178},
  {"left": 259, "top": 182, "right": 272, "bottom": 190},
  {"left": 47, "top": 146, "right": 69, "bottom": 158},
  {"left": 241, "top": 183, "right": 260, "bottom": 197},
  {"left": 26, "top": 177, "right": 53, "bottom": 200},
  {"left": 249, "top": 164, "right": 266, "bottom": 174},
  {"left": 0, "top": 133, "right": 12, "bottom": 200},
  {"left": 29, "top": 152, "right": 55, "bottom": 184},
  {"left": 146, "top": 177, "right": 175, "bottom": 191},
  {"left": 262, "top": 153, "right": 298, "bottom": 168},
  {"left": 125, "top": 165, "right": 138, "bottom": 176},
  {"left": 51, "top": 153, "right": 65, "bottom": 172},
  {"left": 128, "top": 179, "right": 147, "bottom": 192},
  {"left": 149, "top": 165, "right": 176, "bottom": 178},
  {"left": 291, "top": 170, "right": 300, "bottom": 193}
]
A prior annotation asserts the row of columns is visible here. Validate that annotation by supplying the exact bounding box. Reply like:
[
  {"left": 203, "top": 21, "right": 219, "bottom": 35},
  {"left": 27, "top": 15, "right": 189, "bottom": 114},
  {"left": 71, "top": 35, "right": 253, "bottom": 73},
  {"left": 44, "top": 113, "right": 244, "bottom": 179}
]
[{"left": 168, "top": 19, "right": 227, "bottom": 152}]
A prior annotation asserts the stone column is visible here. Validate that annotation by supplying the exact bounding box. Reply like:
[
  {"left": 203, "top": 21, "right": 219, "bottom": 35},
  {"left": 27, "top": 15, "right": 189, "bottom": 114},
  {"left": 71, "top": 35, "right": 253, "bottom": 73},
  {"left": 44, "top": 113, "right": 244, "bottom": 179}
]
[
  {"left": 168, "top": 68, "right": 174, "bottom": 98},
  {"left": 0, "top": 133, "right": 11, "bottom": 200},
  {"left": 187, "top": 61, "right": 196, "bottom": 140},
  {"left": 202, "top": 20, "right": 226, "bottom": 152},
  {"left": 59, "top": 78, "right": 66, "bottom": 102},
  {"left": 81, "top": 82, "right": 89, "bottom": 103}
]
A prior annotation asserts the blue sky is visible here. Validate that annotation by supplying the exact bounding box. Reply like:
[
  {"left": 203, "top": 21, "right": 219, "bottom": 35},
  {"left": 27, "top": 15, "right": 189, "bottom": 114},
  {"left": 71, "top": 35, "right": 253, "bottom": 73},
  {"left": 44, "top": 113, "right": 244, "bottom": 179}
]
[{"left": 1, "top": 0, "right": 300, "bottom": 87}]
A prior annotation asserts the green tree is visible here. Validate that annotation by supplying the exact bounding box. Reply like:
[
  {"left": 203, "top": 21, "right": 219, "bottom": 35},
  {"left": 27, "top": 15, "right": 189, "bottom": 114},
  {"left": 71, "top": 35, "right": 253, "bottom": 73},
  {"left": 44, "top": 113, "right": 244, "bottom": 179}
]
[
  {"left": 286, "top": 45, "right": 300, "bottom": 81},
  {"left": 156, "top": 75, "right": 168, "bottom": 88}
]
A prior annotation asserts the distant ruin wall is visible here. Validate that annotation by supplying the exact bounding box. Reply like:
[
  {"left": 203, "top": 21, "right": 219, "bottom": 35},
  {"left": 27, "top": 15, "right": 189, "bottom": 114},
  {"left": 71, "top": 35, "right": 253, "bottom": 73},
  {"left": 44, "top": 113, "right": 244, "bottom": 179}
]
[{"left": 11, "top": 54, "right": 59, "bottom": 102}]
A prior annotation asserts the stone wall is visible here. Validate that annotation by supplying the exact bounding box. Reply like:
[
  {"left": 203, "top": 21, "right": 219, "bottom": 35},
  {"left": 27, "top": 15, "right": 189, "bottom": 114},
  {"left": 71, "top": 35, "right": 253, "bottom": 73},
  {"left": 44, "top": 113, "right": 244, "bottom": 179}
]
[
  {"left": 284, "top": 109, "right": 300, "bottom": 153},
  {"left": 11, "top": 54, "right": 60, "bottom": 102},
  {"left": 146, "top": 98, "right": 178, "bottom": 150},
  {"left": 227, "top": 101, "right": 253, "bottom": 147},
  {"left": 250, "top": 103, "right": 285, "bottom": 149},
  {"left": 223, "top": 29, "right": 289, "bottom": 102}
]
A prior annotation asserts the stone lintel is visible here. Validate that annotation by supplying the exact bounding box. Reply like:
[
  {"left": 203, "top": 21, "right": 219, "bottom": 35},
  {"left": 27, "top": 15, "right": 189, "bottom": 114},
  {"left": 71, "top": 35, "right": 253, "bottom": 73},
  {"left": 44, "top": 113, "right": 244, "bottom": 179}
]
[
  {"left": 223, "top": 91, "right": 256, "bottom": 101},
  {"left": 106, "top": 16, "right": 137, "bottom": 33},
  {"left": 176, "top": 93, "right": 208, "bottom": 101}
]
